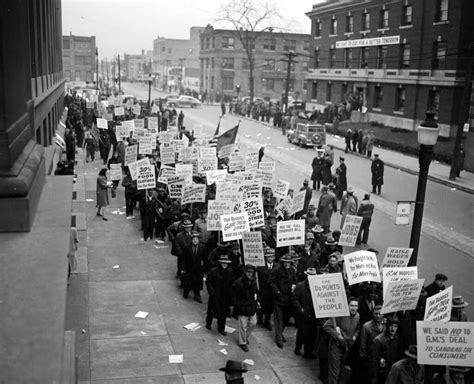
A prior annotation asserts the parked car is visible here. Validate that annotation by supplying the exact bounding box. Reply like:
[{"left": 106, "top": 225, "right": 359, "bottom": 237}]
[
  {"left": 177, "top": 95, "right": 201, "bottom": 108},
  {"left": 164, "top": 94, "right": 180, "bottom": 107},
  {"left": 287, "top": 122, "right": 326, "bottom": 148}
]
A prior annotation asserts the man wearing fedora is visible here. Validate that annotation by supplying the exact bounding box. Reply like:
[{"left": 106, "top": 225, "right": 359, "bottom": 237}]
[
  {"left": 432, "top": 366, "right": 471, "bottom": 384},
  {"left": 231, "top": 264, "right": 259, "bottom": 352},
  {"left": 451, "top": 296, "right": 468, "bottom": 322},
  {"left": 356, "top": 193, "right": 375, "bottom": 245},
  {"left": 302, "top": 204, "right": 319, "bottom": 231},
  {"left": 220, "top": 360, "right": 248, "bottom": 384},
  {"left": 317, "top": 185, "right": 338, "bottom": 234},
  {"left": 295, "top": 233, "right": 320, "bottom": 282},
  {"left": 299, "top": 179, "right": 313, "bottom": 217},
  {"left": 336, "top": 157, "right": 347, "bottom": 200},
  {"left": 257, "top": 249, "right": 278, "bottom": 331},
  {"left": 292, "top": 267, "right": 318, "bottom": 359},
  {"left": 385, "top": 345, "right": 425, "bottom": 384},
  {"left": 205, "top": 254, "right": 234, "bottom": 335},
  {"left": 340, "top": 187, "right": 358, "bottom": 229},
  {"left": 181, "top": 232, "right": 207, "bottom": 303},
  {"left": 371, "top": 154, "right": 384, "bottom": 195},
  {"left": 172, "top": 219, "right": 193, "bottom": 278},
  {"left": 311, "top": 150, "right": 324, "bottom": 190},
  {"left": 425, "top": 273, "right": 448, "bottom": 298}
]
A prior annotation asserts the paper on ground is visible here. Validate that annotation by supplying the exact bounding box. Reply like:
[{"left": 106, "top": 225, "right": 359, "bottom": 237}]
[
  {"left": 154, "top": 245, "right": 168, "bottom": 249},
  {"left": 169, "top": 354, "right": 183, "bottom": 363},
  {"left": 217, "top": 339, "right": 228, "bottom": 346},
  {"left": 135, "top": 311, "right": 149, "bottom": 319},
  {"left": 255, "top": 375, "right": 261, "bottom": 380},
  {"left": 243, "top": 359, "right": 254, "bottom": 366},
  {"left": 86, "top": 199, "right": 94, "bottom": 202},
  {"left": 140, "top": 331, "right": 147, "bottom": 335},
  {"left": 112, "top": 265, "right": 120, "bottom": 269},
  {"left": 219, "top": 348, "right": 228, "bottom": 355},
  {"left": 155, "top": 239, "right": 165, "bottom": 243},
  {"left": 184, "top": 322, "right": 201, "bottom": 331},
  {"left": 224, "top": 325, "right": 236, "bottom": 334}
]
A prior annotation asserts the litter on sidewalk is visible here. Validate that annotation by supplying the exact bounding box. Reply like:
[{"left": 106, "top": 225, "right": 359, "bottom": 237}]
[
  {"left": 134, "top": 311, "right": 149, "bottom": 319},
  {"left": 217, "top": 339, "right": 228, "bottom": 346},
  {"left": 112, "top": 265, "right": 119, "bottom": 269},
  {"left": 224, "top": 325, "right": 236, "bottom": 334},
  {"left": 243, "top": 359, "right": 254, "bottom": 366},
  {"left": 184, "top": 322, "right": 201, "bottom": 331},
  {"left": 219, "top": 348, "right": 228, "bottom": 355},
  {"left": 169, "top": 354, "right": 183, "bottom": 363}
]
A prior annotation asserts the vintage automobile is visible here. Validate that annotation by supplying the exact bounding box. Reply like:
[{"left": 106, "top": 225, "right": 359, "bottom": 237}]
[{"left": 287, "top": 122, "right": 326, "bottom": 148}]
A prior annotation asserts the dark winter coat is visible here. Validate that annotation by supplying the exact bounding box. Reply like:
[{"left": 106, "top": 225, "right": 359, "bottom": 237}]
[
  {"left": 172, "top": 231, "right": 192, "bottom": 258},
  {"left": 311, "top": 156, "right": 323, "bottom": 182},
  {"left": 182, "top": 243, "right": 207, "bottom": 291},
  {"left": 336, "top": 162, "right": 347, "bottom": 194},
  {"left": 321, "top": 157, "right": 333, "bottom": 185},
  {"left": 206, "top": 265, "right": 234, "bottom": 319},
  {"left": 268, "top": 265, "right": 297, "bottom": 306},
  {"left": 231, "top": 274, "right": 258, "bottom": 316},
  {"left": 371, "top": 158, "right": 384, "bottom": 186},
  {"left": 291, "top": 280, "right": 316, "bottom": 319},
  {"left": 257, "top": 262, "right": 279, "bottom": 313}
]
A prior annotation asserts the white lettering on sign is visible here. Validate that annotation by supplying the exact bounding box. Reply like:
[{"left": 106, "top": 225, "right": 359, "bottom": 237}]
[{"left": 336, "top": 35, "right": 400, "bottom": 49}]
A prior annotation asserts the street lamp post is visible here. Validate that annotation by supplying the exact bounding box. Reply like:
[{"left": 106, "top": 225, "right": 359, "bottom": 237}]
[
  {"left": 408, "top": 111, "right": 440, "bottom": 266},
  {"left": 148, "top": 73, "right": 152, "bottom": 111}
]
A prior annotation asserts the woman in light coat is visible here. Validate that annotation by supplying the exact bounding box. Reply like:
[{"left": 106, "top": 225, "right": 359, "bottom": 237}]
[{"left": 96, "top": 168, "right": 111, "bottom": 221}]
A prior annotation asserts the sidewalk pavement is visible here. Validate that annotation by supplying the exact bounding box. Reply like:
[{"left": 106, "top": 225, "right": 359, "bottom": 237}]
[{"left": 66, "top": 149, "right": 321, "bottom": 383}]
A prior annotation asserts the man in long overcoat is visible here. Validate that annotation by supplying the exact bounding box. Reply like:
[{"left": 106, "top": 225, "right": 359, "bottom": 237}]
[
  {"left": 311, "top": 151, "right": 324, "bottom": 190},
  {"left": 317, "top": 185, "right": 338, "bottom": 234},
  {"left": 182, "top": 232, "right": 207, "bottom": 302},
  {"left": 206, "top": 255, "right": 234, "bottom": 335},
  {"left": 173, "top": 219, "right": 193, "bottom": 278},
  {"left": 371, "top": 154, "right": 384, "bottom": 195},
  {"left": 257, "top": 249, "right": 278, "bottom": 330}
]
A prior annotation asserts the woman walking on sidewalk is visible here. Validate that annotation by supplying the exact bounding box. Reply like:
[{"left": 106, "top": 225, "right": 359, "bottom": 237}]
[{"left": 96, "top": 168, "right": 111, "bottom": 221}]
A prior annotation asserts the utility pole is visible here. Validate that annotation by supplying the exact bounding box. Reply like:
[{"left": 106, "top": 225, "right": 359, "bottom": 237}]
[
  {"left": 282, "top": 50, "right": 298, "bottom": 114},
  {"left": 449, "top": 45, "right": 474, "bottom": 180},
  {"left": 117, "top": 54, "right": 121, "bottom": 93},
  {"left": 95, "top": 47, "right": 99, "bottom": 92}
]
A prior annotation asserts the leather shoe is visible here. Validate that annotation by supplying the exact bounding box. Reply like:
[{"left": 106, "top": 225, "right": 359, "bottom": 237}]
[
  {"left": 240, "top": 344, "right": 249, "bottom": 352},
  {"left": 282, "top": 336, "right": 287, "bottom": 343},
  {"left": 276, "top": 342, "right": 283, "bottom": 349},
  {"left": 194, "top": 296, "right": 202, "bottom": 303},
  {"left": 303, "top": 353, "right": 317, "bottom": 360},
  {"left": 205, "top": 324, "right": 211, "bottom": 330},
  {"left": 219, "top": 330, "right": 227, "bottom": 336},
  {"left": 265, "top": 323, "right": 272, "bottom": 331}
]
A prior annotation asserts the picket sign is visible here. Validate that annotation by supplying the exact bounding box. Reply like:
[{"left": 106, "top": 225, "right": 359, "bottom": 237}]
[
  {"left": 207, "top": 200, "right": 234, "bottom": 231},
  {"left": 343, "top": 250, "right": 381, "bottom": 285},
  {"left": 124, "top": 145, "right": 138, "bottom": 166},
  {"left": 381, "top": 247, "right": 413, "bottom": 268},
  {"left": 276, "top": 220, "right": 305, "bottom": 247},
  {"left": 109, "top": 164, "right": 122, "bottom": 181},
  {"left": 424, "top": 286, "right": 453, "bottom": 322},
  {"left": 181, "top": 184, "right": 206, "bottom": 205},
  {"left": 381, "top": 279, "right": 425, "bottom": 314},
  {"left": 137, "top": 162, "right": 156, "bottom": 190},
  {"left": 241, "top": 231, "right": 265, "bottom": 267},
  {"left": 308, "top": 273, "right": 349, "bottom": 318},
  {"left": 338, "top": 215, "right": 363, "bottom": 247},
  {"left": 382, "top": 267, "right": 418, "bottom": 297},
  {"left": 220, "top": 212, "right": 250, "bottom": 241},
  {"left": 241, "top": 197, "right": 265, "bottom": 228}
]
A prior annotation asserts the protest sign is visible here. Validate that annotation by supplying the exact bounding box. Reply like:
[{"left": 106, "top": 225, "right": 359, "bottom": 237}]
[
  {"left": 122, "top": 120, "right": 135, "bottom": 130},
  {"left": 158, "top": 132, "right": 174, "bottom": 144},
  {"left": 216, "top": 181, "right": 242, "bottom": 203},
  {"left": 207, "top": 200, "right": 234, "bottom": 231},
  {"left": 114, "top": 106, "right": 125, "bottom": 116},
  {"left": 139, "top": 133, "right": 154, "bottom": 155},
  {"left": 241, "top": 197, "right": 265, "bottom": 229},
  {"left": 147, "top": 116, "right": 158, "bottom": 130},
  {"left": 128, "top": 161, "right": 138, "bottom": 180},
  {"left": 181, "top": 184, "right": 206, "bottom": 205},
  {"left": 193, "top": 124, "right": 203, "bottom": 138},
  {"left": 198, "top": 158, "right": 218, "bottom": 176},
  {"left": 255, "top": 169, "right": 274, "bottom": 189},
  {"left": 258, "top": 161, "right": 275, "bottom": 173},
  {"left": 109, "top": 164, "right": 122, "bottom": 181},
  {"left": 206, "top": 169, "right": 227, "bottom": 185},
  {"left": 103, "top": 113, "right": 113, "bottom": 121},
  {"left": 175, "top": 163, "right": 193, "bottom": 185},
  {"left": 178, "top": 147, "right": 195, "bottom": 163},
  {"left": 96, "top": 118, "right": 107, "bottom": 129},
  {"left": 275, "top": 195, "right": 293, "bottom": 219},
  {"left": 417, "top": 321, "right": 474, "bottom": 367},
  {"left": 381, "top": 279, "right": 424, "bottom": 314},
  {"left": 160, "top": 145, "right": 176, "bottom": 164},
  {"left": 133, "top": 127, "right": 146, "bottom": 140},
  {"left": 290, "top": 190, "right": 306, "bottom": 216},
  {"left": 241, "top": 232, "right": 265, "bottom": 267},
  {"left": 229, "top": 152, "right": 245, "bottom": 172},
  {"left": 245, "top": 151, "right": 259, "bottom": 173},
  {"left": 132, "top": 104, "right": 141, "bottom": 115},
  {"left": 308, "top": 273, "right": 349, "bottom": 318},
  {"left": 115, "top": 124, "right": 130, "bottom": 139},
  {"left": 218, "top": 144, "right": 236, "bottom": 159},
  {"left": 276, "top": 220, "right": 305, "bottom": 247},
  {"left": 137, "top": 162, "right": 156, "bottom": 190},
  {"left": 159, "top": 165, "right": 176, "bottom": 179},
  {"left": 134, "top": 119, "right": 145, "bottom": 129},
  {"left": 199, "top": 147, "right": 217, "bottom": 160},
  {"left": 424, "top": 286, "right": 453, "bottom": 322},
  {"left": 344, "top": 250, "right": 381, "bottom": 285},
  {"left": 382, "top": 267, "right": 418, "bottom": 295},
  {"left": 167, "top": 176, "right": 185, "bottom": 200},
  {"left": 240, "top": 181, "right": 262, "bottom": 200},
  {"left": 273, "top": 179, "right": 290, "bottom": 200},
  {"left": 381, "top": 247, "right": 413, "bottom": 269},
  {"left": 338, "top": 215, "right": 363, "bottom": 247},
  {"left": 220, "top": 212, "right": 250, "bottom": 241},
  {"left": 395, "top": 202, "right": 411, "bottom": 225}
]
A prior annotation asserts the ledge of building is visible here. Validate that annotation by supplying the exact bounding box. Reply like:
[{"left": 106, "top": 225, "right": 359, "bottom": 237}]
[{"left": 0, "top": 174, "right": 74, "bottom": 383}]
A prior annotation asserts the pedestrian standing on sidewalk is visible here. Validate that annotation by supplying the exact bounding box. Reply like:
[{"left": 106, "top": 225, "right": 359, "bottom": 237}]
[
  {"left": 177, "top": 110, "right": 184, "bottom": 130},
  {"left": 221, "top": 99, "right": 226, "bottom": 116},
  {"left": 357, "top": 129, "right": 364, "bottom": 154},
  {"left": 336, "top": 157, "right": 347, "bottom": 199},
  {"left": 367, "top": 131, "right": 375, "bottom": 158},
  {"left": 344, "top": 129, "right": 352, "bottom": 153},
  {"left": 173, "top": 219, "right": 193, "bottom": 278},
  {"left": 181, "top": 232, "right": 207, "bottom": 303},
  {"left": 361, "top": 129, "right": 369, "bottom": 155},
  {"left": 257, "top": 249, "right": 278, "bottom": 331},
  {"left": 321, "top": 153, "right": 333, "bottom": 187},
  {"left": 371, "top": 154, "right": 384, "bottom": 195},
  {"left": 356, "top": 194, "right": 375, "bottom": 245},
  {"left": 96, "top": 168, "right": 111, "bottom": 221},
  {"left": 317, "top": 185, "right": 338, "bottom": 234},
  {"left": 121, "top": 166, "right": 137, "bottom": 219},
  {"left": 231, "top": 264, "right": 259, "bottom": 352},
  {"left": 311, "top": 151, "right": 324, "bottom": 190},
  {"left": 340, "top": 187, "right": 358, "bottom": 229},
  {"left": 456, "top": 144, "right": 466, "bottom": 177},
  {"left": 206, "top": 254, "right": 234, "bottom": 335},
  {"left": 351, "top": 129, "right": 359, "bottom": 152},
  {"left": 300, "top": 179, "right": 313, "bottom": 215},
  {"left": 83, "top": 131, "right": 96, "bottom": 162}
]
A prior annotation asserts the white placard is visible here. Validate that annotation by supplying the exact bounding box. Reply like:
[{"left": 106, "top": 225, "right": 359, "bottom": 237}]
[
  {"left": 424, "top": 286, "right": 453, "bottom": 322},
  {"left": 198, "top": 158, "right": 218, "bottom": 176},
  {"left": 175, "top": 163, "right": 193, "bottom": 185},
  {"left": 147, "top": 116, "right": 158, "bottom": 130},
  {"left": 220, "top": 212, "right": 250, "bottom": 241},
  {"left": 206, "top": 169, "right": 227, "bottom": 185},
  {"left": 276, "top": 219, "right": 305, "bottom": 247},
  {"left": 178, "top": 147, "right": 195, "bottom": 163},
  {"left": 241, "top": 197, "right": 265, "bottom": 228},
  {"left": 160, "top": 145, "right": 176, "bottom": 165},
  {"left": 382, "top": 267, "right": 418, "bottom": 296},
  {"left": 416, "top": 321, "right": 474, "bottom": 367},
  {"left": 181, "top": 184, "right": 206, "bottom": 205},
  {"left": 96, "top": 118, "right": 107, "bottom": 129},
  {"left": 308, "top": 273, "right": 349, "bottom": 318},
  {"left": 159, "top": 165, "right": 176, "bottom": 179},
  {"left": 151, "top": 104, "right": 159, "bottom": 114},
  {"left": 158, "top": 132, "right": 174, "bottom": 144},
  {"left": 137, "top": 162, "right": 156, "bottom": 190},
  {"left": 207, "top": 200, "right": 234, "bottom": 231},
  {"left": 199, "top": 147, "right": 217, "bottom": 160},
  {"left": 139, "top": 133, "right": 154, "bottom": 155},
  {"left": 290, "top": 190, "right": 306, "bottom": 216},
  {"left": 344, "top": 250, "right": 381, "bottom": 285},
  {"left": 381, "top": 279, "right": 425, "bottom": 314},
  {"left": 395, "top": 202, "right": 411, "bottom": 225},
  {"left": 245, "top": 151, "right": 259, "bottom": 173},
  {"left": 338, "top": 215, "right": 363, "bottom": 247},
  {"left": 229, "top": 152, "right": 245, "bottom": 172},
  {"left": 167, "top": 176, "right": 185, "bottom": 200},
  {"left": 116, "top": 125, "right": 130, "bottom": 139},
  {"left": 109, "top": 164, "right": 122, "bottom": 181},
  {"left": 273, "top": 179, "right": 290, "bottom": 200},
  {"left": 132, "top": 104, "right": 141, "bottom": 115},
  {"left": 103, "top": 113, "right": 113, "bottom": 121},
  {"left": 382, "top": 247, "right": 414, "bottom": 269},
  {"left": 275, "top": 195, "right": 293, "bottom": 219},
  {"left": 124, "top": 145, "right": 138, "bottom": 166},
  {"left": 242, "top": 231, "right": 265, "bottom": 267},
  {"left": 255, "top": 169, "right": 274, "bottom": 189},
  {"left": 134, "top": 119, "right": 145, "bottom": 129},
  {"left": 114, "top": 106, "right": 125, "bottom": 116},
  {"left": 218, "top": 144, "right": 236, "bottom": 159}
]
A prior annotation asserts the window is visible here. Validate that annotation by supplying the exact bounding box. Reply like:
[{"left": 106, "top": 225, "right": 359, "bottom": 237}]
[
  {"left": 265, "top": 78, "right": 275, "bottom": 91},
  {"left": 380, "top": 9, "right": 389, "bottom": 28},
  {"left": 330, "top": 18, "right": 338, "bottom": 35},
  {"left": 206, "top": 38, "right": 210, "bottom": 49},
  {"left": 222, "top": 77, "right": 234, "bottom": 90},
  {"left": 400, "top": 43, "right": 410, "bottom": 68},
  {"left": 343, "top": 49, "right": 352, "bottom": 68},
  {"left": 242, "top": 59, "right": 250, "bottom": 69},
  {"left": 402, "top": 5, "right": 413, "bottom": 25},
  {"left": 63, "top": 39, "right": 70, "bottom": 50},
  {"left": 303, "top": 41, "right": 310, "bottom": 51},
  {"left": 311, "top": 81, "right": 318, "bottom": 99},
  {"left": 326, "top": 83, "right": 332, "bottom": 101},
  {"left": 211, "top": 76, "right": 215, "bottom": 89},
  {"left": 264, "top": 38, "right": 276, "bottom": 50},
  {"left": 374, "top": 85, "right": 383, "bottom": 108},
  {"left": 314, "top": 50, "right": 320, "bottom": 68},
  {"left": 376, "top": 45, "right": 388, "bottom": 68},
  {"left": 435, "top": 0, "right": 448, "bottom": 21},
  {"left": 362, "top": 12, "right": 370, "bottom": 30},
  {"left": 346, "top": 15, "right": 354, "bottom": 33},
  {"left": 395, "top": 87, "right": 406, "bottom": 111},
  {"left": 264, "top": 59, "right": 275, "bottom": 71},
  {"left": 168, "top": 48, "right": 172, "bottom": 54},
  {"left": 329, "top": 48, "right": 336, "bottom": 68},
  {"left": 205, "top": 59, "right": 209, "bottom": 69},
  {"left": 222, "top": 37, "right": 235, "bottom": 49},
  {"left": 432, "top": 41, "right": 446, "bottom": 69},
  {"left": 211, "top": 58, "right": 215, "bottom": 69},
  {"left": 315, "top": 20, "right": 322, "bottom": 37},
  {"left": 212, "top": 37, "right": 215, "bottom": 48},
  {"left": 222, "top": 58, "right": 235, "bottom": 69},
  {"left": 283, "top": 39, "right": 296, "bottom": 51},
  {"left": 360, "top": 47, "right": 369, "bottom": 68},
  {"left": 75, "top": 55, "right": 92, "bottom": 66},
  {"left": 302, "top": 61, "right": 309, "bottom": 71},
  {"left": 428, "top": 89, "right": 440, "bottom": 114},
  {"left": 162, "top": 46, "right": 166, "bottom": 52},
  {"left": 341, "top": 83, "right": 348, "bottom": 98}
]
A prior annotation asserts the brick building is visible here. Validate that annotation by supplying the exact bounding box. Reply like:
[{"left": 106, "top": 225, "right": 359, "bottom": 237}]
[
  {"left": 305, "top": 0, "right": 473, "bottom": 137},
  {"left": 63, "top": 34, "right": 97, "bottom": 83},
  {"left": 123, "top": 50, "right": 152, "bottom": 82},
  {"left": 199, "top": 25, "right": 311, "bottom": 102}
]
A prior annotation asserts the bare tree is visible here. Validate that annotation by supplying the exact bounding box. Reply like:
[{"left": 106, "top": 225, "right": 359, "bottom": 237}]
[{"left": 216, "top": 0, "right": 284, "bottom": 102}]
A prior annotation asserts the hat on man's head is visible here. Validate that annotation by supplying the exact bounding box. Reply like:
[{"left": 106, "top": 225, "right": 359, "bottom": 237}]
[
  {"left": 325, "top": 237, "right": 337, "bottom": 246},
  {"left": 448, "top": 366, "right": 470, "bottom": 373},
  {"left": 157, "top": 187, "right": 166, "bottom": 192},
  {"left": 304, "top": 267, "right": 317, "bottom": 276},
  {"left": 303, "top": 179, "right": 309, "bottom": 185},
  {"left": 308, "top": 204, "right": 316, "bottom": 210},
  {"left": 190, "top": 231, "right": 201, "bottom": 238},
  {"left": 180, "top": 212, "right": 190, "bottom": 218},
  {"left": 347, "top": 187, "right": 354, "bottom": 194},
  {"left": 280, "top": 254, "right": 293, "bottom": 262},
  {"left": 312, "top": 225, "right": 324, "bottom": 233},
  {"left": 218, "top": 241, "right": 231, "bottom": 248},
  {"left": 244, "top": 264, "right": 256, "bottom": 272},
  {"left": 435, "top": 273, "right": 448, "bottom": 281},
  {"left": 452, "top": 296, "right": 468, "bottom": 308},
  {"left": 374, "top": 154, "right": 379, "bottom": 157},
  {"left": 264, "top": 248, "right": 276, "bottom": 257},
  {"left": 182, "top": 220, "right": 193, "bottom": 228},
  {"left": 217, "top": 254, "right": 232, "bottom": 264},
  {"left": 305, "top": 232, "right": 315, "bottom": 241},
  {"left": 404, "top": 345, "right": 418, "bottom": 359},
  {"left": 219, "top": 360, "right": 248, "bottom": 373},
  {"left": 339, "top": 156, "right": 345, "bottom": 162},
  {"left": 386, "top": 315, "right": 399, "bottom": 325}
]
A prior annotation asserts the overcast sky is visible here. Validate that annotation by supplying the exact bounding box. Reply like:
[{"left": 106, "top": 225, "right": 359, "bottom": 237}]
[{"left": 62, "top": 0, "right": 317, "bottom": 59}]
